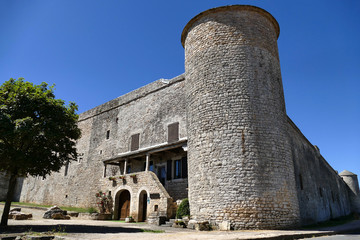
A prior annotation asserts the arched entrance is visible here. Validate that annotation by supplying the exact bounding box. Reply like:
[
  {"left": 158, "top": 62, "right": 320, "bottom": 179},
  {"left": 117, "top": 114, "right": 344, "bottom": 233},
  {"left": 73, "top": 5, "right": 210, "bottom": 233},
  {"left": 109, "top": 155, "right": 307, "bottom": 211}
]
[
  {"left": 138, "top": 190, "right": 148, "bottom": 222},
  {"left": 115, "top": 190, "right": 131, "bottom": 220}
]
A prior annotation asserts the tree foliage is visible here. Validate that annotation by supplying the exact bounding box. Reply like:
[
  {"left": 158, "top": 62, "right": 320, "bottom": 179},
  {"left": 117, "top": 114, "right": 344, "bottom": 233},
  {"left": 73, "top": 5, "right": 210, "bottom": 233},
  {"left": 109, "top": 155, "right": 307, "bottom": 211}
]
[
  {"left": 0, "top": 78, "right": 81, "bottom": 177},
  {"left": 0, "top": 78, "right": 81, "bottom": 225}
]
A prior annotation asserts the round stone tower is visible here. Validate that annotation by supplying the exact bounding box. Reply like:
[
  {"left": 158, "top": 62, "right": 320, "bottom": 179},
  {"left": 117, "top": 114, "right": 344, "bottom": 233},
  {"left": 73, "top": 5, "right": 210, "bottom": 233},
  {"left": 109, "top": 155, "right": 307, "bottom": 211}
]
[
  {"left": 339, "top": 170, "right": 360, "bottom": 213},
  {"left": 182, "top": 5, "right": 300, "bottom": 229}
]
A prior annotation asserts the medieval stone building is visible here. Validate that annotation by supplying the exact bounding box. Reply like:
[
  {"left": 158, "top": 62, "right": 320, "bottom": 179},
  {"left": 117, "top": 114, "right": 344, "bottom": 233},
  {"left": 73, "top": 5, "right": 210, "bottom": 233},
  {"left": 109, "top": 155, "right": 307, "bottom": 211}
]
[{"left": 4, "top": 5, "right": 359, "bottom": 229}]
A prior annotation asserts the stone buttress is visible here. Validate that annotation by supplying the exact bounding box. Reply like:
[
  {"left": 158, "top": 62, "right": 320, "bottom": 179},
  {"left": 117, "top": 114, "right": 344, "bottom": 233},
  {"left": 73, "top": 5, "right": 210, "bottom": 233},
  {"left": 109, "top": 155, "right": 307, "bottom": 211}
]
[{"left": 182, "top": 5, "right": 301, "bottom": 229}]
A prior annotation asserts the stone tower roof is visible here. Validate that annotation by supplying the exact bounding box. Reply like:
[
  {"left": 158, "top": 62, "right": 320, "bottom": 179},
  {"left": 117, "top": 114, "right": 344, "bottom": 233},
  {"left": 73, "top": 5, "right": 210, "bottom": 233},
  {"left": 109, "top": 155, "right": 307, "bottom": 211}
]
[{"left": 339, "top": 170, "right": 357, "bottom": 176}]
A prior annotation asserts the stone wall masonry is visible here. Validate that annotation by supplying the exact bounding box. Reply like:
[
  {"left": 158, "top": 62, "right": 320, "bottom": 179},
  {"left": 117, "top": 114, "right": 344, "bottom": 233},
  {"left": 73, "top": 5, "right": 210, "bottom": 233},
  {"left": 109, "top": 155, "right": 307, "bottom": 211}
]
[
  {"left": 0, "top": 173, "right": 23, "bottom": 202},
  {"left": 100, "top": 171, "right": 174, "bottom": 221},
  {"left": 287, "top": 118, "right": 352, "bottom": 225},
  {"left": 16, "top": 4, "right": 357, "bottom": 230},
  {"left": 183, "top": 5, "right": 300, "bottom": 229},
  {"left": 166, "top": 179, "right": 188, "bottom": 201},
  {"left": 20, "top": 74, "right": 187, "bottom": 209}
]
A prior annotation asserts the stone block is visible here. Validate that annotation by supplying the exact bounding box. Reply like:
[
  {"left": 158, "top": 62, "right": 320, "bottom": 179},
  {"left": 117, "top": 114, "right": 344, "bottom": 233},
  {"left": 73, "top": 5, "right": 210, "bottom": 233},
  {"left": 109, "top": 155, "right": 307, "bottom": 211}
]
[
  {"left": 219, "top": 221, "right": 231, "bottom": 231},
  {"left": 13, "top": 213, "right": 32, "bottom": 220},
  {"left": 195, "top": 221, "right": 210, "bottom": 231},
  {"left": 187, "top": 219, "right": 197, "bottom": 230},
  {"left": 43, "top": 206, "right": 67, "bottom": 219},
  {"left": 10, "top": 207, "right": 21, "bottom": 212},
  {"left": 67, "top": 211, "right": 79, "bottom": 217}
]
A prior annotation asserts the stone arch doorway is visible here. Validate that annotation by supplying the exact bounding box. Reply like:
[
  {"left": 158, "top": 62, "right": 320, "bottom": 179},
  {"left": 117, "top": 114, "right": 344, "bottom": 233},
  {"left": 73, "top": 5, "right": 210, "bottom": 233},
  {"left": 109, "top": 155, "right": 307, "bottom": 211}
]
[
  {"left": 138, "top": 190, "right": 148, "bottom": 222},
  {"left": 115, "top": 190, "right": 131, "bottom": 220}
]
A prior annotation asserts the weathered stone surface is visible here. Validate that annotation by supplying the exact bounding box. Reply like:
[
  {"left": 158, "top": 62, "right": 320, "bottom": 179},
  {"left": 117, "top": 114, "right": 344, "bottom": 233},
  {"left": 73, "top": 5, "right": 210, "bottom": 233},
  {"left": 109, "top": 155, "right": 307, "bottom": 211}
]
[
  {"left": 219, "top": 221, "right": 231, "bottom": 231},
  {"left": 96, "top": 213, "right": 112, "bottom": 220},
  {"left": 172, "top": 222, "right": 185, "bottom": 228},
  {"left": 67, "top": 211, "right": 79, "bottom": 217},
  {"left": 195, "top": 221, "right": 210, "bottom": 231},
  {"left": 77, "top": 213, "right": 97, "bottom": 220},
  {"left": 184, "top": 5, "right": 300, "bottom": 229},
  {"left": 51, "top": 212, "right": 70, "bottom": 220},
  {"left": 11, "top": 213, "right": 32, "bottom": 220},
  {"left": 43, "top": 206, "right": 67, "bottom": 219},
  {"left": 187, "top": 220, "right": 197, "bottom": 230},
  {"left": 10, "top": 207, "right": 21, "bottom": 212}
]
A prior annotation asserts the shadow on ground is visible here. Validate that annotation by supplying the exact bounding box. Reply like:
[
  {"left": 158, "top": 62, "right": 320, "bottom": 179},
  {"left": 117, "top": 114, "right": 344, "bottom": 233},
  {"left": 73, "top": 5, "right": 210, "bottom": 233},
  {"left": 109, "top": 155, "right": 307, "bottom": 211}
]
[{"left": 0, "top": 224, "right": 143, "bottom": 234}]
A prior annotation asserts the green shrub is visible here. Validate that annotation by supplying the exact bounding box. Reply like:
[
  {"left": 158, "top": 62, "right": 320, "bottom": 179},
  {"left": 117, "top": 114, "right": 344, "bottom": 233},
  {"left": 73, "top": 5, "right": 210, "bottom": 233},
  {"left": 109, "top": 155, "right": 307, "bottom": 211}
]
[
  {"left": 176, "top": 198, "right": 190, "bottom": 219},
  {"left": 87, "top": 207, "right": 98, "bottom": 213}
]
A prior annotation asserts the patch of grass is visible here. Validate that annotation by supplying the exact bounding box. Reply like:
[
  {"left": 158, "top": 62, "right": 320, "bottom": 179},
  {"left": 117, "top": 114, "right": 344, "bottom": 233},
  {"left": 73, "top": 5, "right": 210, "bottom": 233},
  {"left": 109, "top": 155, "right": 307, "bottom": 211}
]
[
  {"left": 302, "top": 214, "right": 354, "bottom": 229},
  {"left": 140, "top": 229, "right": 165, "bottom": 233},
  {"left": 0, "top": 201, "right": 97, "bottom": 213},
  {"left": 84, "top": 207, "right": 98, "bottom": 213},
  {"left": 4, "top": 201, "right": 53, "bottom": 209},
  {"left": 110, "top": 220, "right": 126, "bottom": 223}
]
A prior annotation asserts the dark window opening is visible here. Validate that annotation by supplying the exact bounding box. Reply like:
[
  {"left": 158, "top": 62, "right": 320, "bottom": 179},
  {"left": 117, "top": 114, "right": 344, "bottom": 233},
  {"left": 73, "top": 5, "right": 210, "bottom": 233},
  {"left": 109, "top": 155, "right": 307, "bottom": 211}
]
[
  {"left": 174, "top": 159, "right": 181, "bottom": 179},
  {"left": 126, "top": 165, "right": 131, "bottom": 174},
  {"left": 331, "top": 191, "right": 335, "bottom": 202},
  {"left": 149, "top": 161, "right": 154, "bottom": 172},
  {"left": 154, "top": 205, "right": 158, "bottom": 211},
  {"left": 158, "top": 165, "right": 166, "bottom": 186},
  {"left": 106, "top": 130, "right": 110, "bottom": 139},
  {"left": 116, "top": 118, "right": 119, "bottom": 123},
  {"left": 64, "top": 161, "right": 69, "bottom": 176},
  {"left": 166, "top": 160, "right": 172, "bottom": 181},
  {"left": 299, "top": 174, "right": 303, "bottom": 190},
  {"left": 181, "top": 157, "right": 188, "bottom": 178},
  {"left": 168, "top": 122, "right": 179, "bottom": 143},
  {"left": 130, "top": 133, "right": 140, "bottom": 151},
  {"left": 319, "top": 187, "right": 323, "bottom": 197}
]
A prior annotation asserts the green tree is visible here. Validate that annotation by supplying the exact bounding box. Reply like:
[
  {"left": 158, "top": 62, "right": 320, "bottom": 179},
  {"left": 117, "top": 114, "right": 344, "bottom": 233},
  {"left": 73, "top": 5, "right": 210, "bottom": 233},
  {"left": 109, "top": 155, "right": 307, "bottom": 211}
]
[
  {"left": 176, "top": 198, "right": 190, "bottom": 219},
  {"left": 0, "top": 78, "right": 81, "bottom": 226}
]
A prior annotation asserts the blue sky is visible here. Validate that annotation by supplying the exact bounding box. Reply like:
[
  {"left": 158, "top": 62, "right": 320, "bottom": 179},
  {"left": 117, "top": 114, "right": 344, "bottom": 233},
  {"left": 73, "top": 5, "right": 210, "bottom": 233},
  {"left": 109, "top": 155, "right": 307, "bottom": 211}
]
[{"left": 0, "top": 0, "right": 359, "bottom": 177}]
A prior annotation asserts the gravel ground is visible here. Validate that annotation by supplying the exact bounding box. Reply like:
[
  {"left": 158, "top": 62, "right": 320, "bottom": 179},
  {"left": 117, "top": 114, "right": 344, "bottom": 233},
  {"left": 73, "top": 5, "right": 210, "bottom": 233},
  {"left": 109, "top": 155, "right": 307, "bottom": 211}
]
[{"left": 1, "top": 205, "right": 359, "bottom": 240}]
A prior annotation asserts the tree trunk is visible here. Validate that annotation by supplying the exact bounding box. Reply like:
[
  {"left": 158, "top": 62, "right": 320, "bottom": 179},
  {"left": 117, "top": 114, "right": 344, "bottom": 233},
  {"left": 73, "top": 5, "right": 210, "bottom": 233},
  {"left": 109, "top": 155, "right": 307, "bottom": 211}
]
[{"left": 1, "top": 172, "right": 17, "bottom": 226}]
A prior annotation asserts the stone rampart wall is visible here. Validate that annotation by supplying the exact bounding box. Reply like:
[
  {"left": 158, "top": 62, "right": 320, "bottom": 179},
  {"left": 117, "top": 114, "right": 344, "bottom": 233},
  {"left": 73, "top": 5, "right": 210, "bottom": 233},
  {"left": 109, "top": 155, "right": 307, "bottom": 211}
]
[
  {"left": 287, "top": 118, "right": 351, "bottom": 225},
  {"left": 19, "top": 74, "right": 187, "bottom": 208}
]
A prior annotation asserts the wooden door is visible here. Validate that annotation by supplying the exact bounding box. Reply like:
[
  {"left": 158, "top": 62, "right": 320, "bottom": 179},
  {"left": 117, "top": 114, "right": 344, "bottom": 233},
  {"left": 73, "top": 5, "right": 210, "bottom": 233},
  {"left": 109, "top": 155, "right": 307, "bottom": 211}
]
[{"left": 119, "top": 190, "right": 130, "bottom": 220}]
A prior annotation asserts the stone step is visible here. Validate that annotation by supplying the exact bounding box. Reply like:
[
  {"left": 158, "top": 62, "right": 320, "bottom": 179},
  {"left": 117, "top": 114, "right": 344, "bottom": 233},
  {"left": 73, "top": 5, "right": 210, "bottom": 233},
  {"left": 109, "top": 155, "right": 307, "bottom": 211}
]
[{"left": 162, "top": 222, "right": 174, "bottom": 227}]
